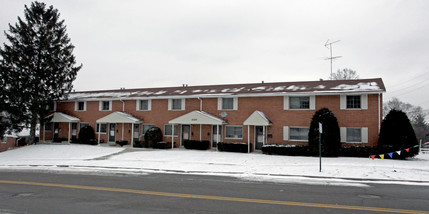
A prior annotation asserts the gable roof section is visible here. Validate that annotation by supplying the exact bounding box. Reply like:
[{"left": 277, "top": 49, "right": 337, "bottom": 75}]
[
  {"left": 47, "top": 112, "right": 80, "bottom": 123},
  {"left": 169, "top": 111, "right": 225, "bottom": 125},
  {"left": 64, "top": 78, "right": 386, "bottom": 101},
  {"left": 243, "top": 111, "right": 272, "bottom": 126},
  {"left": 96, "top": 112, "right": 142, "bottom": 123}
]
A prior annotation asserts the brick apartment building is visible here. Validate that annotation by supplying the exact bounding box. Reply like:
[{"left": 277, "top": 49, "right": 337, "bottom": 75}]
[{"left": 41, "top": 78, "right": 385, "bottom": 151}]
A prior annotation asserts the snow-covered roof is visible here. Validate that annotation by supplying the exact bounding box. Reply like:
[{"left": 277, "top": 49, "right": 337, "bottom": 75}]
[
  {"left": 169, "top": 111, "right": 225, "bottom": 125},
  {"left": 64, "top": 78, "right": 385, "bottom": 101},
  {"left": 96, "top": 112, "right": 142, "bottom": 123},
  {"left": 47, "top": 112, "right": 80, "bottom": 123}
]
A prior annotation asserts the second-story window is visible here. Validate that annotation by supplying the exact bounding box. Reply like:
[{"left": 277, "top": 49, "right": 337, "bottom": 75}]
[
  {"left": 290, "top": 97, "right": 310, "bottom": 109},
  {"left": 222, "top": 98, "right": 234, "bottom": 110},
  {"left": 99, "top": 101, "right": 112, "bottom": 111},
  {"left": 75, "top": 101, "right": 86, "bottom": 111},
  {"left": 346, "top": 96, "right": 361, "bottom": 109},
  {"left": 169, "top": 99, "right": 185, "bottom": 111}
]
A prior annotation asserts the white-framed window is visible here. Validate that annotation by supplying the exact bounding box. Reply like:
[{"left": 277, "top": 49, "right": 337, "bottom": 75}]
[
  {"left": 142, "top": 124, "right": 155, "bottom": 135},
  {"left": 340, "top": 94, "right": 368, "bottom": 110},
  {"left": 225, "top": 125, "right": 243, "bottom": 139},
  {"left": 218, "top": 97, "right": 238, "bottom": 110},
  {"left": 75, "top": 101, "right": 87, "bottom": 111},
  {"left": 168, "top": 99, "right": 185, "bottom": 111},
  {"left": 136, "top": 99, "right": 151, "bottom": 111},
  {"left": 284, "top": 96, "right": 315, "bottom": 110},
  {"left": 164, "top": 124, "right": 179, "bottom": 136},
  {"left": 99, "top": 101, "right": 112, "bottom": 111},
  {"left": 283, "top": 126, "right": 309, "bottom": 141},
  {"left": 340, "top": 127, "right": 368, "bottom": 143},
  {"left": 96, "top": 123, "right": 107, "bottom": 133},
  {"left": 79, "top": 123, "right": 89, "bottom": 130}
]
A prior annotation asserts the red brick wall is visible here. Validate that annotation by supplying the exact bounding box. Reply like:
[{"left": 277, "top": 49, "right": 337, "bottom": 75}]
[
  {"left": 52, "top": 93, "right": 382, "bottom": 148},
  {"left": 0, "top": 137, "right": 17, "bottom": 152}
]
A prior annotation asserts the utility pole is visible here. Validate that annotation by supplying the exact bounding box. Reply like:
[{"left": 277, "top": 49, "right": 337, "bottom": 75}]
[{"left": 325, "top": 39, "right": 342, "bottom": 79}]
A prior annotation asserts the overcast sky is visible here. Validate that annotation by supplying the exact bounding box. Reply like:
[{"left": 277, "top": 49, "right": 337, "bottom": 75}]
[{"left": 1, "top": 0, "right": 429, "bottom": 110}]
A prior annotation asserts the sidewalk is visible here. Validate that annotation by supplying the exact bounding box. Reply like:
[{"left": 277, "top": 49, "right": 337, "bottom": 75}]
[{"left": 1, "top": 144, "right": 429, "bottom": 185}]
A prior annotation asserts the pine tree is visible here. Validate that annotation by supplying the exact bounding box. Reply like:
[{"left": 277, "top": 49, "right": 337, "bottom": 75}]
[
  {"left": 0, "top": 2, "right": 82, "bottom": 141},
  {"left": 378, "top": 109, "right": 419, "bottom": 159},
  {"left": 308, "top": 108, "right": 341, "bottom": 157}
]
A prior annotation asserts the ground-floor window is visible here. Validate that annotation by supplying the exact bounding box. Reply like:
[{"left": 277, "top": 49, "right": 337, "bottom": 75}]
[
  {"left": 79, "top": 123, "right": 89, "bottom": 130},
  {"left": 346, "top": 128, "right": 362, "bottom": 142},
  {"left": 289, "top": 127, "right": 309, "bottom": 141},
  {"left": 225, "top": 126, "right": 243, "bottom": 139},
  {"left": 96, "top": 123, "right": 107, "bottom": 134},
  {"left": 164, "top": 124, "right": 179, "bottom": 136}
]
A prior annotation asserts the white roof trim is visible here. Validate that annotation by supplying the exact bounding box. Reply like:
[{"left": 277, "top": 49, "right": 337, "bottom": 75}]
[
  {"left": 96, "top": 112, "right": 142, "bottom": 123},
  {"left": 169, "top": 111, "right": 225, "bottom": 125},
  {"left": 48, "top": 112, "right": 80, "bottom": 123},
  {"left": 243, "top": 110, "right": 272, "bottom": 126}
]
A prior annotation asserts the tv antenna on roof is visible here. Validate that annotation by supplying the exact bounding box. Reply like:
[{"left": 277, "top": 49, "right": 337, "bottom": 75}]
[{"left": 324, "top": 39, "right": 342, "bottom": 79}]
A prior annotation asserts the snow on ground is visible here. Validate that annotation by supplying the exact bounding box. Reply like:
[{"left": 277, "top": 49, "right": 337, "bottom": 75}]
[{"left": 1, "top": 144, "right": 429, "bottom": 186}]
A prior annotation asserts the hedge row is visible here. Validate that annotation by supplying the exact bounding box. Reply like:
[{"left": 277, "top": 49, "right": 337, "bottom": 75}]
[
  {"left": 218, "top": 142, "right": 251, "bottom": 153},
  {"left": 262, "top": 145, "right": 392, "bottom": 158},
  {"left": 184, "top": 140, "right": 210, "bottom": 150}
]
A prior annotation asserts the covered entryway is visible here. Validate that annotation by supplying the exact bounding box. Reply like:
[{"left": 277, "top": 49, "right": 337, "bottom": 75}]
[
  {"left": 169, "top": 111, "right": 225, "bottom": 149},
  {"left": 96, "top": 112, "right": 143, "bottom": 147},
  {"left": 44, "top": 112, "right": 80, "bottom": 143},
  {"left": 243, "top": 110, "right": 272, "bottom": 152}
]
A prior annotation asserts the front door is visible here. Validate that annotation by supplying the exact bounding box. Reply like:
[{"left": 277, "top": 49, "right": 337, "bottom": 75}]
[
  {"left": 53, "top": 123, "right": 59, "bottom": 141},
  {"left": 182, "top": 125, "right": 190, "bottom": 146},
  {"left": 71, "top": 123, "right": 77, "bottom": 142},
  {"left": 255, "top": 126, "right": 264, "bottom": 150},
  {"left": 109, "top": 123, "right": 116, "bottom": 142},
  {"left": 212, "top": 125, "right": 222, "bottom": 148}
]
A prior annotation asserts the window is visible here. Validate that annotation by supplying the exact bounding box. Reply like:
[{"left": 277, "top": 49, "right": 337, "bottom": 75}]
[
  {"left": 76, "top": 101, "right": 86, "bottom": 111},
  {"left": 169, "top": 99, "right": 185, "bottom": 110},
  {"left": 340, "top": 127, "right": 368, "bottom": 143},
  {"left": 99, "top": 101, "right": 112, "bottom": 111},
  {"left": 96, "top": 123, "right": 107, "bottom": 133},
  {"left": 142, "top": 124, "right": 155, "bottom": 135},
  {"left": 137, "top": 100, "right": 151, "bottom": 111},
  {"left": 284, "top": 96, "right": 315, "bottom": 110},
  {"left": 222, "top": 98, "right": 234, "bottom": 110},
  {"left": 225, "top": 126, "right": 243, "bottom": 139},
  {"left": 290, "top": 97, "right": 310, "bottom": 109},
  {"left": 340, "top": 95, "right": 368, "bottom": 110},
  {"left": 346, "top": 96, "right": 361, "bottom": 109},
  {"left": 346, "top": 128, "right": 361, "bottom": 142},
  {"left": 164, "top": 124, "right": 179, "bottom": 136},
  {"left": 218, "top": 97, "right": 238, "bottom": 110},
  {"left": 289, "top": 127, "right": 309, "bottom": 141},
  {"left": 44, "top": 123, "right": 52, "bottom": 131},
  {"left": 80, "top": 123, "right": 89, "bottom": 130}
]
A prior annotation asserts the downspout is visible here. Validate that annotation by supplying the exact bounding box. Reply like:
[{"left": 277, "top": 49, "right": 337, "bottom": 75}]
[
  {"left": 378, "top": 93, "right": 381, "bottom": 132},
  {"left": 120, "top": 100, "right": 125, "bottom": 112},
  {"left": 198, "top": 97, "right": 202, "bottom": 111}
]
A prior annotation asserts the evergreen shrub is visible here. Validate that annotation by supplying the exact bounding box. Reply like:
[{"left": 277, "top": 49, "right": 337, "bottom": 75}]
[
  {"left": 144, "top": 127, "right": 163, "bottom": 147},
  {"left": 78, "top": 126, "right": 97, "bottom": 145},
  {"left": 378, "top": 109, "right": 419, "bottom": 159},
  {"left": 262, "top": 144, "right": 310, "bottom": 156},
  {"left": 217, "top": 142, "right": 250, "bottom": 153},
  {"left": 308, "top": 108, "right": 341, "bottom": 157},
  {"left": 184, "top": 140, "right": 210, "bottom": 150}
]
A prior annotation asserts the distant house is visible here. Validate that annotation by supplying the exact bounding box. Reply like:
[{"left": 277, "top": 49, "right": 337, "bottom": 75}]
[
  {"left": 1, "top": 128, "right": 37, "bottom": 152},
  {"left": 40, "top": 78, "right": 386, "bottom": 151}
]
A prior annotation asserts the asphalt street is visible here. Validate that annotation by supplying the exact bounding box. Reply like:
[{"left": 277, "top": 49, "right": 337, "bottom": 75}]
[{"left": 0, "top": 170, "right": 428, "bottom": 214}]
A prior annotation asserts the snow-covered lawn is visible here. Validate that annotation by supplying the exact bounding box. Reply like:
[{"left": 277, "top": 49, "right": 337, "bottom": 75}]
[{"left": 1, "top": 144, "right": 429, "bottom": 185}]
